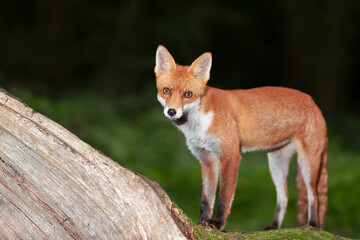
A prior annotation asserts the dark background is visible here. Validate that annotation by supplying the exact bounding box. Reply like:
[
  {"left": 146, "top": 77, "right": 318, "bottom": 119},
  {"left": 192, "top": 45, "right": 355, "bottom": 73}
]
[
  {"left": 1, "top": 0, "right": 360, "bottom": 238},
  {"left": 2, "top": 0, "right": 360, "bottom": 115}
]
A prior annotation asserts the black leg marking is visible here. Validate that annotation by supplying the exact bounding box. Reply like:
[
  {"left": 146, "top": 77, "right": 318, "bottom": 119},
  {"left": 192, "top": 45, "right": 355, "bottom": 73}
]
[
  {"left": 272, "top": 205, "right": 281, "bottom": 228},
  {"left": 309, "top": 220, "right": 318, "bottom": 228},
  {"left": 212, "top": 201, "right": 225, "bottom": 230},
  {"left": 270, "top": 220, "right": 279, "bottom": 229},
  {"left": 199, "top": 200, "right": 211, "bottom": 223},
  {"left": 309, "top": 204, "right": 318, "bottom": 227},
  {"left": 215, "top": 202, "right": 225, "bottom": 221}
]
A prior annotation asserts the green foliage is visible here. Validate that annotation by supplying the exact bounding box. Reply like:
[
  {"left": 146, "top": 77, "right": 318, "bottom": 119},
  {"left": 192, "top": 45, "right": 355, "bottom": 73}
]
[{"left": 9, "top": 87, "right": 360, "bottom": 239}]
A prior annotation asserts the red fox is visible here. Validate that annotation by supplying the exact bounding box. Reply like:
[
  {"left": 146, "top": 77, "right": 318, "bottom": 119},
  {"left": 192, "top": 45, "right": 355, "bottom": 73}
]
[{"left": 154, "top": 45, "right": 328, "bottom": 231}]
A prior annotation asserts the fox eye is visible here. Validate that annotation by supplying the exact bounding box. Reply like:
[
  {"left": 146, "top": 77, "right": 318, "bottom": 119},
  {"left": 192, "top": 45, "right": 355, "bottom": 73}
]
[
  {"left": 184, "top": 91, "right": 193, "bottom": 98},
  {"left": 163, "top": 87, "right": 171, "bottom": 95}
]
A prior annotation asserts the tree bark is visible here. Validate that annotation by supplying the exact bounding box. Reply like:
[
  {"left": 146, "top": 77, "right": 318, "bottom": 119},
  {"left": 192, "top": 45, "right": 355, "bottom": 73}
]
[{"left": 0, "top": 88, "right": 189, "bottom": 240}]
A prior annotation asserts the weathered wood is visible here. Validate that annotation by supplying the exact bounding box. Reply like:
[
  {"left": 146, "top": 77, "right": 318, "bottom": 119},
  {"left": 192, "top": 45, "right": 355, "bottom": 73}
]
[{"left": 0, "top": 89, "right": 188, "bottom": 240}]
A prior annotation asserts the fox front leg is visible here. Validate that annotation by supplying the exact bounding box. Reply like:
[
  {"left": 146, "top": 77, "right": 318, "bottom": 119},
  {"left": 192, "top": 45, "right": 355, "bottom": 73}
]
[
  {"left": 201, "top": 150, "right": 241, "bottom": 231},
  {"left": 199, "top": 152, "right": 219, "bottom": 224}
]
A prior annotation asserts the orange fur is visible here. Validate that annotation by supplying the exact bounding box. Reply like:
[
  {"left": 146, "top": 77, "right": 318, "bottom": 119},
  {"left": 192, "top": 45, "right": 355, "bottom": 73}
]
[{"left": 155, "top": 45, "right": 328, "bottom": 231}]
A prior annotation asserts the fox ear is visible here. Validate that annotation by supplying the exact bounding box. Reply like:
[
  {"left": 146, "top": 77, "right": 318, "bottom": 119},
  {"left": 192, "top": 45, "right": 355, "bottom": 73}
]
[
  {"left": 188, "top": 52, "right": 212, "bottom": 82},
  {"left": 155, "top": 45, "right": 176, "bottom": 75}
]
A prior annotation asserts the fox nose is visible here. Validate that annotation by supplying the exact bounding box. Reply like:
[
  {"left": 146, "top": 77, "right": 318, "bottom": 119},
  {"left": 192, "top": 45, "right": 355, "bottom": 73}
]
[{"left": 167, "top": 108, "right": 177, "bottom": 117}]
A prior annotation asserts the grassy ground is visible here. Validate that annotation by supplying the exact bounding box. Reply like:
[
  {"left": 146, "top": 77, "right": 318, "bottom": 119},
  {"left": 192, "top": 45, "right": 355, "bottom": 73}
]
[
  {"left": 8, "top": 87, "right": 360, "bottom": 239},
  {"left": 193, "top": 225, "right": 349, "bottom": 240}
]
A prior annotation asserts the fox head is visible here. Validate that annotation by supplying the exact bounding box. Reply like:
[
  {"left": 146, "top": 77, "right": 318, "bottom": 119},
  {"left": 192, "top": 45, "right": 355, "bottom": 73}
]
[{"left": 155, "top": 45, "right": 212, "bottom": 120}]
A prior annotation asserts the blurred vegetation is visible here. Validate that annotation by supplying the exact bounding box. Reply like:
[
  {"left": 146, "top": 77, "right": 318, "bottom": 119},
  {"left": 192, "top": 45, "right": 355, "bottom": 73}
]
[{"left": 1, "top": 0, "right": 360, "bottom": 239}]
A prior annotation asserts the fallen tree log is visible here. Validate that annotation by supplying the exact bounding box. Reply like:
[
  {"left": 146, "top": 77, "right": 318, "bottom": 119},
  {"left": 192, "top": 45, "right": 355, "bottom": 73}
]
[{"left": 0, "top": 88, "right": 189, "bottom": 240}]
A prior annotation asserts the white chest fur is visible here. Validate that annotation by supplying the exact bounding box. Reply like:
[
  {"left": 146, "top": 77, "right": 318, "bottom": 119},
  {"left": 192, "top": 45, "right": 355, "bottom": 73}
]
[{"left": 176, "top": 109, "right": 220, "bottom": 161}]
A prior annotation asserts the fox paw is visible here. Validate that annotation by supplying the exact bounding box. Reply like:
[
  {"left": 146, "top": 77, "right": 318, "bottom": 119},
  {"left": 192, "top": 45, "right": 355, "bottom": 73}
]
[
  {"left": 263, "top": 223, "right": 278, "bottom": 231},
  {"left": 263, "top": 225, "right": 276, "bottom": 231},
  {"left": 199, "top": 219, "right": 223, "bottom": 231}
]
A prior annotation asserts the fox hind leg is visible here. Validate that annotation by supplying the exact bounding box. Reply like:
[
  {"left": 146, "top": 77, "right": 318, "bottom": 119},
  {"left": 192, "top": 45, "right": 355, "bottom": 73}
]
[
  {"left": 265, "top": 142, "right": 296, "bottom": 230},
  {"left": 296, "top": 141, "right": 325, "bottom": 228}
]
